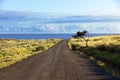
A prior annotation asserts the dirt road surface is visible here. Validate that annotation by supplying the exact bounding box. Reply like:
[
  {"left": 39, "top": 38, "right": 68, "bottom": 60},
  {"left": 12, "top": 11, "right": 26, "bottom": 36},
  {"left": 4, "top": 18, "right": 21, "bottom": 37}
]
[{"left": 0, "top": 40, "right": 117, "bottom": 80}]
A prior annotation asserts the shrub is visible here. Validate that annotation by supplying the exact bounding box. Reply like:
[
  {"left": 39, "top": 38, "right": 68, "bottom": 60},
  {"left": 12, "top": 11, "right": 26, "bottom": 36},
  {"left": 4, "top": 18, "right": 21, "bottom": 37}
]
[
  {"left": 96, "top": 45, "right": 107, "bottom": 50},
  {"left": 33, "top": 46, "right": 45, "bottom": 52},
  {"left": 71, "top": 44, "right": 79, "bottom": 51}
]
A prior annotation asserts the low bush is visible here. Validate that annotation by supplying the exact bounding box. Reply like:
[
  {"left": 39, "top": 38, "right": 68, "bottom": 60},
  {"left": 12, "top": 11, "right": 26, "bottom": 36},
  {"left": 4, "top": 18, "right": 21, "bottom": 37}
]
[
  {"left": 71, "top": 44, "right": 79, "bottom": 51},
  {"left": 33, "top": 46, "right": 45, "bottom": 52}
]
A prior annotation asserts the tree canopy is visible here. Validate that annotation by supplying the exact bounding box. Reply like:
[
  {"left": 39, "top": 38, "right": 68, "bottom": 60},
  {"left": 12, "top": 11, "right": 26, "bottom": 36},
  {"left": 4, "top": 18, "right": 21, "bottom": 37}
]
[{"left": 73, "top": 30, "right": 89, "bottom": 47}]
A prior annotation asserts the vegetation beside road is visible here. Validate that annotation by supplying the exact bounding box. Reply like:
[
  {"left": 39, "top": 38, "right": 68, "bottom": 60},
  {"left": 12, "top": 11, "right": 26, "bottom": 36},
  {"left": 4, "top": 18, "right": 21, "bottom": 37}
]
[
  {"left": 0, "top": 39, "right": 62, "bottom": 69},
  {"left": 69, "top": 34, "right": 120, "bottom": 78}
]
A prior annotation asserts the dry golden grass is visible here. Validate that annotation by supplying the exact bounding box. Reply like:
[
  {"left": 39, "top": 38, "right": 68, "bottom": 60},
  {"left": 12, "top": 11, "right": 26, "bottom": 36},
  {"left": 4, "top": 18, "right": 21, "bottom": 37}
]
[
  {"left": 69, "top": 34, "right": 120, "bottom": 48},
  {"left": 69, "top": 35, "right": 120, "bottom": 78},
  {"left": 0, "top": 39, "right": 62, "bottom": 69}
]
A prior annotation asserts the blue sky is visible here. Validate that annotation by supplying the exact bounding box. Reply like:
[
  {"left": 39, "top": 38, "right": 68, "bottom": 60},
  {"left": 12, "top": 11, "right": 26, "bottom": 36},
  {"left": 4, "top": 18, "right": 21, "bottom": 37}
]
[
  {"left": 0, "top": 0, "right": 120, "bottom": 15},
  {"left": 0, "top": 0, "right": 120, "bottom": 33}
]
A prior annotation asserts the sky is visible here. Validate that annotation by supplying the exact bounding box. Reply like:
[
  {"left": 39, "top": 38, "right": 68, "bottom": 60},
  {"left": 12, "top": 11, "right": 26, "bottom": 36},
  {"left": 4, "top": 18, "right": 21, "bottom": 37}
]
[
  {"left": 0, "top": 0, "right": 120, "bottom": 15},
  {"left": 0, "top": 0, "right": 120, "bottom": 33}
]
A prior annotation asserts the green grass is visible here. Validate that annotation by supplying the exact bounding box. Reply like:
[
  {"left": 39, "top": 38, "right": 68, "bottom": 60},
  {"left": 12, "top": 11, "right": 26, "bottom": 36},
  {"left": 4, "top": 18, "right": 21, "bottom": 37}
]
[{"left": 0, "top": 39, "right": 62, "bottom": 69}]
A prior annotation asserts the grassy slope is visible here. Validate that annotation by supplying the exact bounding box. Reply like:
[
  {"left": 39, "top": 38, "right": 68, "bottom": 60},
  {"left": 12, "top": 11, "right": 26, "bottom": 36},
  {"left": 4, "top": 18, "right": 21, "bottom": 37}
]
[
  {"left": 69, "top": 34, "right": 120, "bottom": 47},
  {"left": 69, "top": 34, "right": 120, "bottom": 78},
  {"left": 0, "top": 39, "right": 62, "bottom": 69},
  {"left": 69, "top": 35, "right": 120, "bottom": 64}
]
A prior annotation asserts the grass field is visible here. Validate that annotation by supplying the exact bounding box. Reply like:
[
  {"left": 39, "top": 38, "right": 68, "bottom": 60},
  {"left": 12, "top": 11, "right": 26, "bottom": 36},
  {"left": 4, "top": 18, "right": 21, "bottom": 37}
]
[
  {"left": 0, "top": 39, "right": 62, "bottom": 69},
  {"left": 69, "top": 34, "right": 120, "bottom": 78}
]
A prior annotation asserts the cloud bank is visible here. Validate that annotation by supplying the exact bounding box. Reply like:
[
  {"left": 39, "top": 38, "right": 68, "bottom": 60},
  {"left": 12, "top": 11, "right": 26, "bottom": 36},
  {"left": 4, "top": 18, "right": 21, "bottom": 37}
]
[{"left": 0, "top": 10, "right": 120, "bottom": 33}]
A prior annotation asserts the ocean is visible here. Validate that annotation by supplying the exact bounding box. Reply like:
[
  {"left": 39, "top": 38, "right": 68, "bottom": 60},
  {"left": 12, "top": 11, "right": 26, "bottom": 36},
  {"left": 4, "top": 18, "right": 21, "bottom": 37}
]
[{"left": 0, "top": 34, "right": 109, "bottom": 39}]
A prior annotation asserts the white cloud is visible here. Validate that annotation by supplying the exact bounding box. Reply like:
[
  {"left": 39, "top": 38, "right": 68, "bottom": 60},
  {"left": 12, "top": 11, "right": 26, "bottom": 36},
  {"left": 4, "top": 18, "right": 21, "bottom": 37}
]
[
  {"left": 115, "top": 26, "right": 120, "bottom": 33},
  {"left": 0, "top": 27, "right": 10, "bottom": 32},
  {"left": 38, "top": 24, "right": 59, "bottom": 32}
]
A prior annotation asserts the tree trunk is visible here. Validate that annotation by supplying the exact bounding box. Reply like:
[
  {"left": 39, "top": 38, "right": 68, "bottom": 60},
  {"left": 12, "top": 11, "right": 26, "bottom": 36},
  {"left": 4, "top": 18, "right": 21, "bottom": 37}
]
[{"left": 85, "top": 40, "right": 88, "bottom": 47}]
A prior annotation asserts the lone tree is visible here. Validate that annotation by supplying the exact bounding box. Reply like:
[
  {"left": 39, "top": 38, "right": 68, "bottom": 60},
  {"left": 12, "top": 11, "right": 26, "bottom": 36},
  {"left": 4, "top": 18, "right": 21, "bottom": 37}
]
[{"left": 73, "top": 30, "right": 89, "bottom": 47}]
